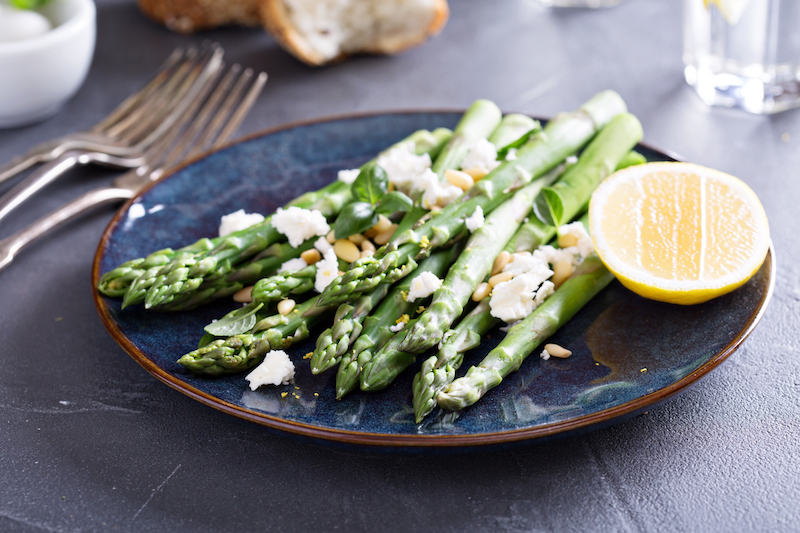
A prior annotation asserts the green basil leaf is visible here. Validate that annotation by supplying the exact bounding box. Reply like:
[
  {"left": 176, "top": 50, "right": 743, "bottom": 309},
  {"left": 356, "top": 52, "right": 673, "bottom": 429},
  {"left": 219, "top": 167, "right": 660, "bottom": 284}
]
[
  {"left": 204, "top": 302, "right": 264, "bottom": 336},
  {"left": 375, "top": 191, "right": 413, "bottom": 215},
  {"left": 335, "top": 201, "right": 378, "bottom": 239},
  {"left": 352, "top": 164, "right": 389, "bottom": 205},
  {"left": 496, "top": 123, "right": 542, "bottom": 160}
]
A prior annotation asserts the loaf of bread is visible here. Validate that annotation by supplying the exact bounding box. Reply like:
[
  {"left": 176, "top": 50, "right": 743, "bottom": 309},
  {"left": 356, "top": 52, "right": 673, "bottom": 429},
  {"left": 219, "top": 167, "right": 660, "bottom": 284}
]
[{"left": 137, "top": 0, "right": 449, "bottom": 66}]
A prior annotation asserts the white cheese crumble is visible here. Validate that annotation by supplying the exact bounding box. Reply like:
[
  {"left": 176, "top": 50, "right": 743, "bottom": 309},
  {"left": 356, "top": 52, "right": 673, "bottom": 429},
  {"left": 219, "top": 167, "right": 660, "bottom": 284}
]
[
  {"left": 461, "top": 138, "right": 501, "bottom": 172},
  {"left": 314, "top": 248, "right": 340, "bottom": 293},
  {"left": 338, "top": 168, "right": 361, "bottom": 184},
  {"left": 558, "top": 221, "right": 594, "bottom": 259},
  {"left": 540, "top": 348, "right": 551, "bottom": 361},
  {"left": 502, "top": 252, "right": 553, "bottom": 279},
  {"left": 280, "top": 257, "right": 308, "bottom": 273},
  {"left": 389, "top": 321, "right": 406, "bottom": 332},
  {"left": 218, "top": 210, "right": 265, "bottom": 237},
  {"left": 489, "top": 275, "right": 542, "bottom": 323},
  {"left": 505, "top": 148, "right": 518, "bottom": 161},
  {"left": 245, "top": 350, "right": 295, "bottom": 389},
  {"left": 406, "top": 271, "right": 443, "bottom": 302},
  {"left": 465, "top": 206, "right": 485, "bottom": 232},
  {"left": 376, "top": 141, "right": 432, "bottom": 195},
  {"left": 314, "top": 236, "right": 333, "bottom": 254},
  {"left": 419, "top": 168, "right": 463, "bottom": 210},
  {"left": 272, "top": 206, "right": 330, "bottom": 248}
]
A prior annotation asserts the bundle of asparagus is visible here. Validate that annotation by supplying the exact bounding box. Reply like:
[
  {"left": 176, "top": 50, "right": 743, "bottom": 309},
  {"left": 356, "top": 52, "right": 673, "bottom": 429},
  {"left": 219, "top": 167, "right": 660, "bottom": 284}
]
[{"left": 99, "top": 90, "right": 647, "bottom": 424}]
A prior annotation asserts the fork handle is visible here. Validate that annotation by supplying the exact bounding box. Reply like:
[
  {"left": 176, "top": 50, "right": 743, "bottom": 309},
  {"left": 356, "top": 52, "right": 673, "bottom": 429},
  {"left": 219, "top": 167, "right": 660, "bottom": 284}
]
[
  {"left": 0, "top": 186, "right": 133, "bottom": 272},
  {"left": 0, "top": 151, "right": 85, "bottom": 225}
]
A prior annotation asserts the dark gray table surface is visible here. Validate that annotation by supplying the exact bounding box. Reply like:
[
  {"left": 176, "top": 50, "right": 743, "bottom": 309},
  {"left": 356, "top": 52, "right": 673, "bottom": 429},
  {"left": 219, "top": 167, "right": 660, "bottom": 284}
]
[{"left": 2, "top": 0, "right": 798, "bottom": 531}]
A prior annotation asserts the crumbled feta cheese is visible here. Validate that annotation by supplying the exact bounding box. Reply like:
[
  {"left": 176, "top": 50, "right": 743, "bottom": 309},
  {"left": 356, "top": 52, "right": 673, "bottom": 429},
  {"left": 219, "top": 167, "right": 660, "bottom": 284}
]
[
  {"left": 566, "top": 155, "right": 579, "bottom": 165},
  {"left": 505, "top": 148, "right": 518, "bottom": 161},
  {"left": 502, "top": 252, "right": 553, "bottom": 280},
  {"left": 461, "top": 138, "right": 501, "bottom": 172},
  {"left": 280, "top": 257, "right": 308, "bottom": 273},
  {"left": 558, "top": 222, "right": 594, "bottom": 259},
  {"left": 465, "top": 206, "right": 485, "bottom": 232},
  {"left": 533, "top": 280, "right": 555, "bottom": 307},
  {"left": 389, "top": 321, "right": 406, "bottom": 332},
  {"left": 540, "top": 348, "right": 551, "bottom": 361},
  {"left": 218, "top": 209, "right": 265, "bottom": 237},
  {"left": 419, "top": 168, "right": 463, "bottom": 210},
  {"left": 376, "top": 141, "right": 432, "bottom": 195},
  {"left": 535, "top": 245, "right": 575, "bottom": 267},
  {"left": 272, "top": 206, "right": 330, "bottom": 248},
  {"left": 245, "top": 350, "right": 295, "bottom": 389},
  {"left": 338, "top": 168, "right": 361, "bottom": 184},
  {"left": 314, "top": 248, "right": 340, "bottom": 293},
  {"left": 406, "top": 271, "right": 442, "bottom": 302},
  {"left": 314, "top": 236, "right": 333, "bottom": 254},
  {"left": 489, "top": 274, "right": 541, "bottom": 323}
]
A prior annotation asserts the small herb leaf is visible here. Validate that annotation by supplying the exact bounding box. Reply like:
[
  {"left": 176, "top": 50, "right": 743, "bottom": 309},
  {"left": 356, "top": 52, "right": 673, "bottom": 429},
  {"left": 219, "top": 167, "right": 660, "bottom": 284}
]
[
  {"left": 204, "top": 302, "right": 264, "bottom": 336},
  {"left": 375, "top": 191, "right": 413, "bottom": 215},
  {"left": 335, "top": 201, "right": 379, "bottom": 239},
  {"left": 352, "top": 164, "right": 389, "bottom": 205}
]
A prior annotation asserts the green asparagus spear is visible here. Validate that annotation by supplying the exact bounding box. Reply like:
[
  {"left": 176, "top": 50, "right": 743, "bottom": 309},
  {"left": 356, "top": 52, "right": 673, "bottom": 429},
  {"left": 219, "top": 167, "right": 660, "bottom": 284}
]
[
  {"left": 359, "top": 317, "right": 421, "bottom": 391},
  {"left": 131, "top": 128, "right": 451, "bottom": 310},
  {"left": 533, "top": 113, "right": 644, "bottom": 226},
  {"left": 436, "top": 254, "right": 614, "bottom": 411},
  {"left": 334, "top": 245, "right": 462, "bottom": 397},
  {"left": 489, "top": 114, "right": 540, "bottom": 155},
  {"left": 177, "top": 296, "right": 330, "bottom": 376},
  {"left": 318, "top": 91, "right": 628, "bottom": 308},
  {"left": 430, "top": 100, "right": 502, "bottom": 176},
  {"left": 399, "top": 172, "right": 557, "bottom": 354}
]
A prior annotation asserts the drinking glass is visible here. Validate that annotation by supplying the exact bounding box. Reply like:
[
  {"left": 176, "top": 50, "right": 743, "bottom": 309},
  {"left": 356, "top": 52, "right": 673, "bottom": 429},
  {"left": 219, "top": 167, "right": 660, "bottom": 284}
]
[{"left": 683, "top": 0, "right": 800, "bottom": 114}]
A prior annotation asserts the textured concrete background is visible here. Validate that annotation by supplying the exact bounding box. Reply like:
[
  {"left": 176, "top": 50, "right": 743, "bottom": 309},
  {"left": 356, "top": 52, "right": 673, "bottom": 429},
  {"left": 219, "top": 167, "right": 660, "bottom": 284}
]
[{"left": 1, "top": 0, "right": 798, "bottom": 531}]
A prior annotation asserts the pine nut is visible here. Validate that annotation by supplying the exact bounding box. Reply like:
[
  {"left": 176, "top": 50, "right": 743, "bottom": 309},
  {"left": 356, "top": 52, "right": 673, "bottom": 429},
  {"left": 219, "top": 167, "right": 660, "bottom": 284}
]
[
  {"left": 361, "top": 240, "right": 376, "bottom": 253},
  {"left": 348, "top": 233, "right": 366, "bottom": 245},
  {"left": 492, "top": 251, "right": 511, "bottom": 276},
  {"left": 558, "top": 232, "right": 578, "bottom": 248},
  {"left": 373, "top": 225, "right": 397, "bottom": 245},
  {"left": 472, "top": 282, "right": 491, "bottom": 302},
  {"left": 462, "top": 167, "right": 489, "bottom": 181},
  {"left": 233, "top": 286, "right": 253, "bottom": 303},
  {"left": 364, "top": 227, "right": 379, "bottom": 238},
  {"left": 544, "top": 343, "right": 572, "bottom": 358},
  {"left": 334, "top": 239, "right": 361, "bottom": 263},
  {"left": 277, "top": 299, "right": 296, "bottom": 316},
  {"left": 300, "top": 248, "right": 322, "bottom": 265},
  {"left": 445, "top": 169, "right": 475, "bottom": 191},
  {"left": 551, "top": 260, "right": 572, "bottom": 289},
  {"left": 373, "top": 214, "right": 393, "bottom": 233},
  {"left": 326, "top": 230, "right": 337, "bottom": 244},
  {"left": 488, "top": 271, "right": 513, "bottom": 288}
]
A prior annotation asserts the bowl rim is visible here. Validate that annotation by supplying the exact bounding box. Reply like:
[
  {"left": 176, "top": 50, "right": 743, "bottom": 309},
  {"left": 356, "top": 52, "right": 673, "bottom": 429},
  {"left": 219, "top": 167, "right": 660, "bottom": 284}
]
[{"left": 0, "top": 0, "right": 95, "bottom": 55}]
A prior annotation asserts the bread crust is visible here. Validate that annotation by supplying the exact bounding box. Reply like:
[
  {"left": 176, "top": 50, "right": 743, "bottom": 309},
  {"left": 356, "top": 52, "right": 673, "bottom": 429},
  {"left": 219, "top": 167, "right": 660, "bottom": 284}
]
[
  {"left": 261, "top": 0, "right": 450, "bottom": 66},
  {"left": 137, "top": 0, "right": 261, "bottom": 33}
]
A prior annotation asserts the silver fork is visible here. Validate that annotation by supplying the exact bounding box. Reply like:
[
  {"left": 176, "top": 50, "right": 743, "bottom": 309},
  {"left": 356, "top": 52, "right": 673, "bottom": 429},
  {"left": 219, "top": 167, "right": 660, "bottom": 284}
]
[
  {"left": 0, "top": 65, "right": 267, "bottom": 273},
  {"left": 0, "top": 43, "right": 224, "bottom": 185},
  {"left": 0, "top": 45, "right": 225, "bottom": 226}
]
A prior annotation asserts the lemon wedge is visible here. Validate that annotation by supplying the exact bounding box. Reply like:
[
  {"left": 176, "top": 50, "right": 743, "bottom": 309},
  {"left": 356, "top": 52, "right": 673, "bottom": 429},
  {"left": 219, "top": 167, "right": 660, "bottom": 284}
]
[
  {"left": 588, "top": 162, "right": 770, "bottom": 305},
  {"left": 704, "top": 0, "right": 750, "bottom": 24}
]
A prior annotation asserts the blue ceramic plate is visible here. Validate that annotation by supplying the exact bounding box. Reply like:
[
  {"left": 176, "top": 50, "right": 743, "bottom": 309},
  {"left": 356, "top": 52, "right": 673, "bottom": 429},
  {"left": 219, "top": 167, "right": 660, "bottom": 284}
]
[{"left": 92, "top": 111, "right": 774, "bottom": 449}]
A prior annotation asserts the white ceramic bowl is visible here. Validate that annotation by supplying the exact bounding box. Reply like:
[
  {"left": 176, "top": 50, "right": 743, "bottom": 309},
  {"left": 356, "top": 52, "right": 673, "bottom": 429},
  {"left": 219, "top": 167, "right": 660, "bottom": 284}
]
[{"left": 0, "top": 0, "right": 96, "bottom": 128}]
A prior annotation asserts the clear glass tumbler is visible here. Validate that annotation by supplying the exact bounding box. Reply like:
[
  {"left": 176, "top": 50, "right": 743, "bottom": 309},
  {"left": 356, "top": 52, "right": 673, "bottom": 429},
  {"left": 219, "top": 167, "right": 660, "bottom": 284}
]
[{"left": 684, "top": 0, "right": 800, "bottom": 114}]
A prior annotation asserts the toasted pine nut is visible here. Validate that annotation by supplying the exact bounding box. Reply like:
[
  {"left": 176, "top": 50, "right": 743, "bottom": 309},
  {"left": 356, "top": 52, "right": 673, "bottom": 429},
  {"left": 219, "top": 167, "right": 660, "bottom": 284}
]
[
  {"left": 300, "top": 248, "right": 322, "bottom": 265},
  {"left": 551, "top": 260, "right": 572, "bottom": 289},
  {"left": 348, "top": 233, "right": 366, "bottom": 245},
  {"left": 445, "top": 169, "right": 475, "bottom": 191},
  {"left": 334, "top": 239, "right": 361, "bottom": 263},
  {"left": 492, "top": 251, "right": 511, "bottom": 276},
  {"left": 462, "top": 167, "right": 489, "bottom": 181},
  {"left": 373, "top": 225, "right": 397, "bottom": 246},
  {"left": 338, "top": 270, "right": 345, "bottom": 276},
  {"left": 472, "top": 282, "right": 491, "bottom": 302},
  {"left": 277, "top": 299, "right": 296, "bottom": 316},
  {"left": 558, "top": 232, "right": 579, "bottom": 248},
  {"left": 361, "top": 240, "right": 376, "bottom": 253},
  {"left": 373, "top": 214, "right": 393, "bottom": 233},
  {"left": 364, "top": 227, "right": 379, "bottom": 238},
  {"left": 488, "top": 271, "right": 513, "bottom": 288},
  {"left": 360, "top": 250, "right": 374, "bottom": 258},
  {"left": 544, "top": 343, "right": 572, "bottom": 358},
  {"left": 233, "top": 286, "right": 253, "bottom": 303},
  {"left": 326, "top": 230, "right": 337, "bottom": 244}
]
